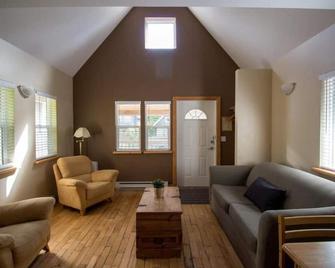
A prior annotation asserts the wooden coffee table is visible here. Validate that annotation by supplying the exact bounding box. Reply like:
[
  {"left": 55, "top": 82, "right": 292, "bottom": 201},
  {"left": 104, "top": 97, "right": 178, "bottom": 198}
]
[{"left": 136, "top": 187, "right": 183, "bottom": 258}]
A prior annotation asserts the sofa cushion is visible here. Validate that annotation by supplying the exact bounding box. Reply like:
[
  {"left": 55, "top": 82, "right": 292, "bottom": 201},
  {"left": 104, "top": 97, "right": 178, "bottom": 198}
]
[
  {"left": 212, "top": 184, "right": 253, "bottom": 213},
  {"left": 0, "top": 220, "right": 49, "bottom": 268},
  {"left": 57, "top": 155, "right": 92, "bottom": 178},
  {"left": 87, "top": 181, "right": 113, "bottom": 200},
  {"left": 245, "top": 177, "right": 286, "bottom": 212},
  {"left": 229, "top": 203, "right": 261, "bottom": 252},
  {"left": 246, "top": 162, "right": 335, "bottom": 209}
]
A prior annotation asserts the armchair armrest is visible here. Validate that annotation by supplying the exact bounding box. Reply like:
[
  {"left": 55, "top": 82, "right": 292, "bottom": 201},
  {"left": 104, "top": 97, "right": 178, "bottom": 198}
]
[
  {"left": 0, "top": 234, "right": 14, "bottom": 250},
  {"left": 58, "top": 178, "right": 87, "bottom": 189},
  {"left": 91, "top": 170, "right": 119, "bottom": 182},
  {"left": 0, "top": 197, "right": 55, "bottom": 227},
  {"left": 256, "top": 206, "right": 335, "bottom": 268},
  {"left": 209, "top": 165, "right": 252, "bottom": 186}
]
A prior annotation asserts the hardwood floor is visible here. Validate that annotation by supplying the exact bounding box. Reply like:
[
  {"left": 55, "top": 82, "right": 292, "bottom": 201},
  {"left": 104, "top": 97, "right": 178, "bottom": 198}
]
[{"left": 31, "top": 190, "right": 243, "bottom": 268}]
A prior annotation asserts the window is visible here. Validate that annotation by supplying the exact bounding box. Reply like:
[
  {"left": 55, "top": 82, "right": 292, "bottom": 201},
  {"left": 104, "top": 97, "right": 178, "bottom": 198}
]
[
  {"left": 35, "top": 93, "right": 57, "bottom": 159},
  {"left": 145, "top": 101, "right": 171, "bottom": 150},
  {"left": 115, "top": 101, "right": 141, "bottom": 151},
  {"left": 145, "top": 17, "right": 176, "bottom": 49},
  {"left": 185, "top": 109, "right": 207, "bottom": 120},
  {"left": 320, "top": 71, "right": 335, "bottom": 170},
  {"left": 0, "top": 81, "right": 15, "bottom": 168}
]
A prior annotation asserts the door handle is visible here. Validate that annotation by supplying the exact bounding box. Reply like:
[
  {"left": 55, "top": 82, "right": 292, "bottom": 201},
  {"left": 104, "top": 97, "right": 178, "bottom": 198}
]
[{"left": 208, "top": 147, "right": 214, "bottom": 150}]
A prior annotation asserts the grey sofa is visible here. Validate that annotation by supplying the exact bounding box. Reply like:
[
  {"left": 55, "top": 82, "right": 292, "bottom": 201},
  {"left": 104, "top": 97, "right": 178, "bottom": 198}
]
[{"left": 210, "top": 162, "right": 335, "bottom": 268}]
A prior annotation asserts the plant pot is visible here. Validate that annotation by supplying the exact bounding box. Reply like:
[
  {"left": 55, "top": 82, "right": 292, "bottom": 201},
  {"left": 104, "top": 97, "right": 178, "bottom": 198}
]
[{"left": 154, "top": 187, "right": 164, "bottom": 199}]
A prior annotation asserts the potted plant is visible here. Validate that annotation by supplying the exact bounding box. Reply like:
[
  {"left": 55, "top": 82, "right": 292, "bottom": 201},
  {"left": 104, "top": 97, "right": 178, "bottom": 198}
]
[{"left": 152, "top": 178, "right": 165, "bottom": 199}]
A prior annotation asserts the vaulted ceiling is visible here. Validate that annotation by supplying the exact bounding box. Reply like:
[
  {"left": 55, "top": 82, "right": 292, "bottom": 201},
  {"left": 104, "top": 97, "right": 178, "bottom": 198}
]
[{"left": 0, "top": 1, "right": 334, "bottom": 76}]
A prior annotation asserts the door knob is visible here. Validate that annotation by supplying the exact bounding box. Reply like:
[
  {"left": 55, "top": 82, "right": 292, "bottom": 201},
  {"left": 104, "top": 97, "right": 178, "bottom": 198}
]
[{"left": 208, "top": 147, "right": 214, "bottom": 150}]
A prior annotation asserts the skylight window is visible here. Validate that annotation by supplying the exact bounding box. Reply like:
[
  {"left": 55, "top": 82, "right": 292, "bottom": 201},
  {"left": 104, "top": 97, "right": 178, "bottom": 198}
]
[{"left": 145, "top": 17, "right": 176, "bottom": 49}]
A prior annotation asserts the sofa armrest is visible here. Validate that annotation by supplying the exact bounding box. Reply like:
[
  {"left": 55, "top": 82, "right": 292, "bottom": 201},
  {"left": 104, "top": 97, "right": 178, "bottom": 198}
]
[
  {"left": 209, "top": 165, "right": 252, "bottom": 186},
  {"left": 0, "top": 197, "right": 55, "bottom": 227},
  {"left": 256, "top": 206, "right": 335, "bottom": 268},
  {"left": 0, "top": 235, "right": 14, "bottom": 250},
  {"left": 91, "top": 170, "right": 119, "bottom": 182},
  {"left": 58, "top": 178, "right": 87, "bottom": 189}
]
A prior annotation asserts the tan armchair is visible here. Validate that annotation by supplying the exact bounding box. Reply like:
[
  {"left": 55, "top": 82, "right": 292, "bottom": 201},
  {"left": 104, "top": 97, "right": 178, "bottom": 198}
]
[
  {"left": 0, "top": 197, "right": 55, "bottom": 268},
  {"left": 53, "top": 155, "right": 119, "bottom": 215}
]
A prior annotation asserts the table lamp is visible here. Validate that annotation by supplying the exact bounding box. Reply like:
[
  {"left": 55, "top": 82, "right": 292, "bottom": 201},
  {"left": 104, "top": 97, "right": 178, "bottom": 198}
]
[{"left": 74, "top": 127, "right": 91, "bottom": 155}]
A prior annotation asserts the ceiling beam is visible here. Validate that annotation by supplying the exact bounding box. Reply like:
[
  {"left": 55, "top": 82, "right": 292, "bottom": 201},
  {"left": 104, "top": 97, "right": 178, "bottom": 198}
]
[{"left": 1, "top": 0, "right": 335, "bottom": 9}]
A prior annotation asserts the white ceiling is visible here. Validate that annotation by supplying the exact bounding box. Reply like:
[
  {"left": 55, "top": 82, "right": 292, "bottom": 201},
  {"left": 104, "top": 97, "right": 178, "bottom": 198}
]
[
  {"left": 0, "top": 4, "right": 334, "bottom": 77},
  {"left": 190, "top": 8, "right": 335, "bottom": 68},
  {"left": 0, "top": 7, "right": 130, "bottom": 76},
  {"left": 1, "top": 0, "right": 335, "bottom": 9}
]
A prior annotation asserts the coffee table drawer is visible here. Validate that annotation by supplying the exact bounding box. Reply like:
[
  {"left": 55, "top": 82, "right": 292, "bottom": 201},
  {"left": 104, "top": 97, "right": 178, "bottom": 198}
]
[{"left": 137, "top": 232, "right": 182, "bottom": 249}]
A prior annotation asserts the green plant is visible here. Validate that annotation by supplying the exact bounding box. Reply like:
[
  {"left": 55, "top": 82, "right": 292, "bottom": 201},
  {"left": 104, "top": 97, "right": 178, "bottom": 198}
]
[{"left": 152, "top": 178, "right": 165, "bottom": 188}]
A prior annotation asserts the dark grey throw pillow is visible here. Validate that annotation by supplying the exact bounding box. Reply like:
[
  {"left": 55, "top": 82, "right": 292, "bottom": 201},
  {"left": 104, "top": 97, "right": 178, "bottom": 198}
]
[{"left": 244, "top": 177, "right": 286, "bottom": 212}]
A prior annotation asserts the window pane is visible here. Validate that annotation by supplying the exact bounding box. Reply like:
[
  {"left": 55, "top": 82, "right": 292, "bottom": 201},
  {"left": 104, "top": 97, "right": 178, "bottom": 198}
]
[
  {"left": 145, "top": 17, "right": 176, "bottom": 49},
  {"left": 145, "top": 102, "right": 171, "bottom": 150},
  {"left": 115, "top": 101, "right": 141, "bottom": 151},
  {"left": 0, "top": 82, "right": 15, "bottom": 167},
  {"left": 35, "top": 93, "right": 57, "bottom": 159}
]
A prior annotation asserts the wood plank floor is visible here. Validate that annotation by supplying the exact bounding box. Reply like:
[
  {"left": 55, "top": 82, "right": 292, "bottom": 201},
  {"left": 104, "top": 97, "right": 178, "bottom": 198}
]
[{"left": 31, "top": 190, "right": 243, "bottom": 268}]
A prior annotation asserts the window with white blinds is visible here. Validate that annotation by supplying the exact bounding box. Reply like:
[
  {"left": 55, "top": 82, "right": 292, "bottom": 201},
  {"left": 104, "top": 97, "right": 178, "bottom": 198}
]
[
  {"left": 0, "top": 81, "right": 15, "bottom": 168},
  {"left": 35, "top": 93, "right": 57, "bottom": 159},
  {"left": 115, "top": 101, "right": 141, "bottom": 151},
  {"left": 320, "top": 71, "right": 335, "bottom": 170}
]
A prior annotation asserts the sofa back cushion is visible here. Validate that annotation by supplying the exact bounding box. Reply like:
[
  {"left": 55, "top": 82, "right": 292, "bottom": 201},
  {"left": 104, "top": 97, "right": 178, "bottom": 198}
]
[
  {"left": 246, "top": 163, "right": 335, "bottom": 209},
  {"left": 57, "top": 155, "right": 92, "bottom": 178}
]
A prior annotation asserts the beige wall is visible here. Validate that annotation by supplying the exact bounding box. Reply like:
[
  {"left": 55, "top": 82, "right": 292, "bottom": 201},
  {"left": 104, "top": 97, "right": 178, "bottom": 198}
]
[
  {"left": 0, "top": 38, "right": 73, "bottom": 203},
  {"left": 271, "top": 25, "right": 335, "bottom": 171},
  {"left": 235, "top": 69, "right": 272, "bottom": 165}
]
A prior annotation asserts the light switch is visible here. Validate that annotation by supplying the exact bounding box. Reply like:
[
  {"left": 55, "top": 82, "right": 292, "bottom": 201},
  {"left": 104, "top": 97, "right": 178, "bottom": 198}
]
[{"left": 221, "top": 136, "right": 227, "bottom": 142}]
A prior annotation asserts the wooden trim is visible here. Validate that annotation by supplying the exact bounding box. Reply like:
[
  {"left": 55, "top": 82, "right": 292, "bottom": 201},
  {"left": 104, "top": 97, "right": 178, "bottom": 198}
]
[
  {"left": 172, "top": 96, "right": 221, "bottom": 186},
  {"left": 143, "top": 150, "right": 172, "bottom": 154},
  {"left": 112, "top": 151, "right": 142, "bottom": 155},
  {"left": 312, "top": 167, "right": 335, "bottom": 178},
  {"left": 34, "top": 155, "right": 59, "bottom": 165},
  {"left": 0, "top": 166, "right": 16, "bottom": 179}
]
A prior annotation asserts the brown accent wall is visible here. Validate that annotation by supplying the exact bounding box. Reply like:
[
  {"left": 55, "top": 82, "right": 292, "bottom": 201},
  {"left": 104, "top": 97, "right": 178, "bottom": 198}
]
[{"left": 73, "top": 7, "right": 238, "bottom": 183}]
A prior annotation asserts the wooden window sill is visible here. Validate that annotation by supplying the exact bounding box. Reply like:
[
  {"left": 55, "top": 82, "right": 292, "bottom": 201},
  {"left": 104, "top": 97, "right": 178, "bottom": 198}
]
[
  {"left": 0, "top": 166, "right": 17, "bottom": 179},
  {"left": 143, "top": 150, "right": 172, "bottom": 154},
  {"left": 113, "top": 151, "right": 142, "bottom": 155},
  {"left": 35, "top": 155, "right": 59, "bottom": 165},
  {"left": 312, "top": 167, "right": 335, "bottom": 179}
]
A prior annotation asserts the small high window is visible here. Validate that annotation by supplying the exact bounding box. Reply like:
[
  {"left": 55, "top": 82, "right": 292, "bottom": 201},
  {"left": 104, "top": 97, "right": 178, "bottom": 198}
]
[{"left": 145, "top": 17, "right": 176, "bottom": 49}]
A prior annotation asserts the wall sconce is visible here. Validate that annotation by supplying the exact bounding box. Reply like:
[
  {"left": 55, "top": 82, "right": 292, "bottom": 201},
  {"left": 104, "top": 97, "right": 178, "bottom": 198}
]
[{"left": 281, "top": 82, "right": 296, "bottom": 96}]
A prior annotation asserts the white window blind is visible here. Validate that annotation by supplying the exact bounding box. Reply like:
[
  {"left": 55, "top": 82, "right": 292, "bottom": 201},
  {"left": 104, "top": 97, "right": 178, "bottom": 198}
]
[
  {"left": 145, "top": 101, "right": 171, "bottom": 150},
  {"left": 0, "top": 81, "right": 15, "bottom": 168},
  {"left": 115, "top": 101, "right": 141, "bottom": 151},
  {"left": 35, "top": 93, "right": 57, "bottom": 159},
  {"left": 320, "top": 72, "right": 335, "bottom": 170}
]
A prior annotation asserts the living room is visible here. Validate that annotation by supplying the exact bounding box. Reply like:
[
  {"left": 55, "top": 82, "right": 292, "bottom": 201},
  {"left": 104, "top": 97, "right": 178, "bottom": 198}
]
[{"left": 0, "top": 1, "right": 335, "bottom": 268}]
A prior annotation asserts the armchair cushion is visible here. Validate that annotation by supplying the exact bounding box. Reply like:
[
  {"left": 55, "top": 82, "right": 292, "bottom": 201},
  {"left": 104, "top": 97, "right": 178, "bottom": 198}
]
[
  {"left": 0, "top": 220, "right": 49, "bottom": 268},
  {"left": 91, "top": 170, "right": 119, "bottom": 182},
  {"left": 0, "top": 197, "right": 55, "bottom": 227},
  {"left": 57, "top": 155, "right": 91, "bottom": 178},
  {"left": 87, "top": 182, "right": 113, "bottom": 200}
]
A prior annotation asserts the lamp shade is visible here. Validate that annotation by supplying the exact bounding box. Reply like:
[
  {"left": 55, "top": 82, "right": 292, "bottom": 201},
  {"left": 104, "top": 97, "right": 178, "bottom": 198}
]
[{"left": 74, "top": 127, "right": 91, "bottom": 138}]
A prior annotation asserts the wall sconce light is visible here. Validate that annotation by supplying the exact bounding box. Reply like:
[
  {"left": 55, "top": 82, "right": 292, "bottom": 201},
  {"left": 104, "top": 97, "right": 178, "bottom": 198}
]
[{"left": 281, "top": 82, "right": 296, "bottom": 96}]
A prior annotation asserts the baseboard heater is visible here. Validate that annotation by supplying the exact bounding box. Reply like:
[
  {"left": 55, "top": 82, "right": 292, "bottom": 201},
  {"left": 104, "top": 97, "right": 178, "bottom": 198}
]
[{"left": 116, "top": 181, "right": 168, "bottom": 189}]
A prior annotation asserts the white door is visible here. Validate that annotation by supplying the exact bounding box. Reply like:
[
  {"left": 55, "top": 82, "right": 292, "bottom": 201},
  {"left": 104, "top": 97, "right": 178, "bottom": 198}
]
[{"left": 176, "top": 100, "right": 216, "bottom": 187}]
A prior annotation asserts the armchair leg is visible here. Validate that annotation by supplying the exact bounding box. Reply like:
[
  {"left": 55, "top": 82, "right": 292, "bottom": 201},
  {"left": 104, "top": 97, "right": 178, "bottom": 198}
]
[
  {"left": 80, "top": 208, "right": 86, "bottom": 216},
  {"left": 43, "top": 244, "right": 50, "bottom": 252}
]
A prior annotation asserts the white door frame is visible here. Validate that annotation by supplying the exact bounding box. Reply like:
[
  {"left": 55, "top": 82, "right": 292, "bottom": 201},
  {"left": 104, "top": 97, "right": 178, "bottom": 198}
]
[{"left": 172, "top": 96, "right": 221, "bottom": 186}]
